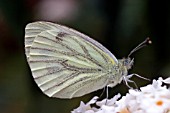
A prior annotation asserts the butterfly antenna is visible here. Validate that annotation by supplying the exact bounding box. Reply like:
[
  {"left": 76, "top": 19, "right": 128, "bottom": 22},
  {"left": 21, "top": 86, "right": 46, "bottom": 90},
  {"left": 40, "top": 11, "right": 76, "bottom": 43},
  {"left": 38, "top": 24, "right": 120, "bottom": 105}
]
[{"left": 128, "top": 37, "right": 152, "bottom": 57}]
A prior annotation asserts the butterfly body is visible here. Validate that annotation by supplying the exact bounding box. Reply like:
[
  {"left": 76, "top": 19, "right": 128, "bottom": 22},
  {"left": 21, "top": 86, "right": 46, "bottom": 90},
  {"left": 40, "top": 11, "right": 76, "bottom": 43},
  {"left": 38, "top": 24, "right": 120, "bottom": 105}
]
[{"left": 25, "top": 21, "right": 135, "bottom": 98}]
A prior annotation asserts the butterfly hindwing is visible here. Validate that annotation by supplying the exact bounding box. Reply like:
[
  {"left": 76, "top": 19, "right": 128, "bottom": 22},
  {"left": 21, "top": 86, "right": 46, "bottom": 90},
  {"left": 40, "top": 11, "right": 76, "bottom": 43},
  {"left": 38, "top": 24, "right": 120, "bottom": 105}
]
[{"left": 25, "top": 21, "right": 118, "bottom": 98}]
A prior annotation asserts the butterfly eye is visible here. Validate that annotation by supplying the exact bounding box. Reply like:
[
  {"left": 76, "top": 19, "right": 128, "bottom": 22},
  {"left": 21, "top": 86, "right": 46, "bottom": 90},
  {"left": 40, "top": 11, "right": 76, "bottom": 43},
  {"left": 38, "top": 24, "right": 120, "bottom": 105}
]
[{"left": 124, "top": 59, "right": 130, "bottom": 66}]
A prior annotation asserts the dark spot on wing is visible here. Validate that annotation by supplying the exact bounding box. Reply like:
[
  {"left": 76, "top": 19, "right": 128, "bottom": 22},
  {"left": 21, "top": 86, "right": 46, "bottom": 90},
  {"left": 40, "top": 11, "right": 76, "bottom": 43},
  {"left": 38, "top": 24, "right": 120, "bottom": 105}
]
[
  {"left": 56, "top": 32, "right": 68, "bottom": 41},
  {"left": 55, "top": 36, "right": 63, "bottom": 41},
  {"left": 58, "top": 32, "right": 68, "bottom": 37},
  {"left": 98, "top": 69, "right": 102, "bottom": 71}
]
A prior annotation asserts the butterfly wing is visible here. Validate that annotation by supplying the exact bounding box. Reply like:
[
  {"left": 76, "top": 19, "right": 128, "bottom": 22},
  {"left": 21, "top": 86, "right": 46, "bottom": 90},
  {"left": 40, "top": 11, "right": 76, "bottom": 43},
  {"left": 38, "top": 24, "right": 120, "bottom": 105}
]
[{"left": 25, "top": 21, "right": 118, "bottom": 98}]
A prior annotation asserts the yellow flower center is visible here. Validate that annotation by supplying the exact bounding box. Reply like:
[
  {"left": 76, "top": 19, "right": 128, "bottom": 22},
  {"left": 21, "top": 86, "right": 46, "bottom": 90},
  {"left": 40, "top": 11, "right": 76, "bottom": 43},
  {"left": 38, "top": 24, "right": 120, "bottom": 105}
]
[{"left": 156, "top": 100, "right": 163, "bottom": 106}]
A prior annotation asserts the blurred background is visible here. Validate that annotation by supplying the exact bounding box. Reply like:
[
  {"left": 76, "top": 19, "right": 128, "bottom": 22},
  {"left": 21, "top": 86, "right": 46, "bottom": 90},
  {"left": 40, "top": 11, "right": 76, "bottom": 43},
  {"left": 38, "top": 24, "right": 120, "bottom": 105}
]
[{"left": 0, "top": 0, "right": 170, "bottom": 113}]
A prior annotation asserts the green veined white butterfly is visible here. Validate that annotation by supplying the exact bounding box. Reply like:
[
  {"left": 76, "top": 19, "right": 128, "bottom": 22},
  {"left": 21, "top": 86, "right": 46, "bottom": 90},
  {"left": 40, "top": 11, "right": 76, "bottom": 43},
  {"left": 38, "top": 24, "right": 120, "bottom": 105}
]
[{"left": 25, "top": 21, "right": 151, "bottom": 99}]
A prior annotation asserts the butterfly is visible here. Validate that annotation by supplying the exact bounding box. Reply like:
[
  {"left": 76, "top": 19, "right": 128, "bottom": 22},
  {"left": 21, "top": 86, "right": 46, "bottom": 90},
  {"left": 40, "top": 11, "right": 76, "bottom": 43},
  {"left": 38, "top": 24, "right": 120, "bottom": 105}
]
[{"left": 25, "top": 21, "right": 151, "bottom": 99}]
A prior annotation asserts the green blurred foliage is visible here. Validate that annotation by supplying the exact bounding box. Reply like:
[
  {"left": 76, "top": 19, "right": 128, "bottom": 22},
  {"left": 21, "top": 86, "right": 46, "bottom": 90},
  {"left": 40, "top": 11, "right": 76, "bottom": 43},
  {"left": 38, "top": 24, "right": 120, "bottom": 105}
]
[{"left": 0, "top": 0, "right": 170, "bottom": 113}]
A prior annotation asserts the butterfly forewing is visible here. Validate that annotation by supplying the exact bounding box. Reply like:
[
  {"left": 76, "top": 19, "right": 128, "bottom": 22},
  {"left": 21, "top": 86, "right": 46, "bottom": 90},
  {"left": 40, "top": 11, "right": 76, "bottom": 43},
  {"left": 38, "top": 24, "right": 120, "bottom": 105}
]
[{"left": 25, "top": 21, "right": 118, "bottom": 98}]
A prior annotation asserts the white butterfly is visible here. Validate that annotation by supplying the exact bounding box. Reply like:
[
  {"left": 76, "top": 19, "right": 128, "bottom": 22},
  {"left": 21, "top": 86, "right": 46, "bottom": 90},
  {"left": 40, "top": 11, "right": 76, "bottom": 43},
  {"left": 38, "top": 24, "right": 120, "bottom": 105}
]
[{"left": 25, "top": 21, "right": 151, "bottom": 98}]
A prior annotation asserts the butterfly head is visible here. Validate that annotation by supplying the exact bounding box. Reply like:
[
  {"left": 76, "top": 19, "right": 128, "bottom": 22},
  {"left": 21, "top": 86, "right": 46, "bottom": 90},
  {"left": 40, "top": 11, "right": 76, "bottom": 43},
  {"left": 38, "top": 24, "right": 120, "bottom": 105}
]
[
  {"left": 116, "top": 57, "right": 134, "bottom": 77},
  {"left": 123, "top": 57, "right": 134, "bottom": 70},
  {"left": 120, "top": 38, "right": 151, "bottom": 86},
  {"left": 116, "top": 38, "right": 151, "bottom": 82},
  {"left": 122, "top": 38, "right": 151, "bottom": 71}
]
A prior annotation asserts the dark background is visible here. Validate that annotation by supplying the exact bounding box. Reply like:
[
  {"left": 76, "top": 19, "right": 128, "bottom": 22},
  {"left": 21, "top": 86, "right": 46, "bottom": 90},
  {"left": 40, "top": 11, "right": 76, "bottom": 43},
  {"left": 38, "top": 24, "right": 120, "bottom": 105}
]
[{"left": 0, "top": 0, "right": 170, "bottom": 113}]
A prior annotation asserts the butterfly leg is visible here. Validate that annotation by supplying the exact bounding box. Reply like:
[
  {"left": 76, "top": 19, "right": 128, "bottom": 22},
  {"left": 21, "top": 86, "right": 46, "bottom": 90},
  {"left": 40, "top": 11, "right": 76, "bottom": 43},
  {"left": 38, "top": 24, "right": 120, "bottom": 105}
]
[
  {"left": 127, "top": 73, "right": 150, "bottom": 81},
  {"left": 124, "top": 73, "right": 150, "bottom": 89},
  {"left": 126, "top": 78, "right": 138, "bottom": 89},
  {"left": 103, "top": 86, "right": 109, "bottom": 105},
  {"left": 123, "top": 76, "right": 134, "bottom": 89},
  {"left": 98, "top": 87, "right": 105, "bottom": 99}
]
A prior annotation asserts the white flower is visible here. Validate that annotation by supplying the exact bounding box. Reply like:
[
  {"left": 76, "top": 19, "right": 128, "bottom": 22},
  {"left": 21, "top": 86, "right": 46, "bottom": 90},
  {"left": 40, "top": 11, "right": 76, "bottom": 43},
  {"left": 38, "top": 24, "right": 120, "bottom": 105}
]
[
  {"left": 72, "top": 77, "right": 170, "bottom": 113},
  {"left": 71, "top": 96, "right": 98, "bottom": 113}
]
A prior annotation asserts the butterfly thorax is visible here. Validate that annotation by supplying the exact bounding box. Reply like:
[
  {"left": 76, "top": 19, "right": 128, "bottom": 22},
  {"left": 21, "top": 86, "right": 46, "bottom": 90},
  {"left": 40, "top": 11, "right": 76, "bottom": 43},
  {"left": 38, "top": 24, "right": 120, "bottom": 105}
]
[{"left": 107, "top": 57, "right": 134, "bottom": 88}]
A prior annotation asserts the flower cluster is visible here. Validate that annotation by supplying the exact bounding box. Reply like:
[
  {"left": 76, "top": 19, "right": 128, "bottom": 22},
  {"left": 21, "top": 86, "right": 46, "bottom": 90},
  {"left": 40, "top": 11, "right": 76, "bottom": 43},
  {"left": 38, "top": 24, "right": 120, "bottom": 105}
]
[{"left": 72, "top": 77, "right": 170, "bottom": 113}]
